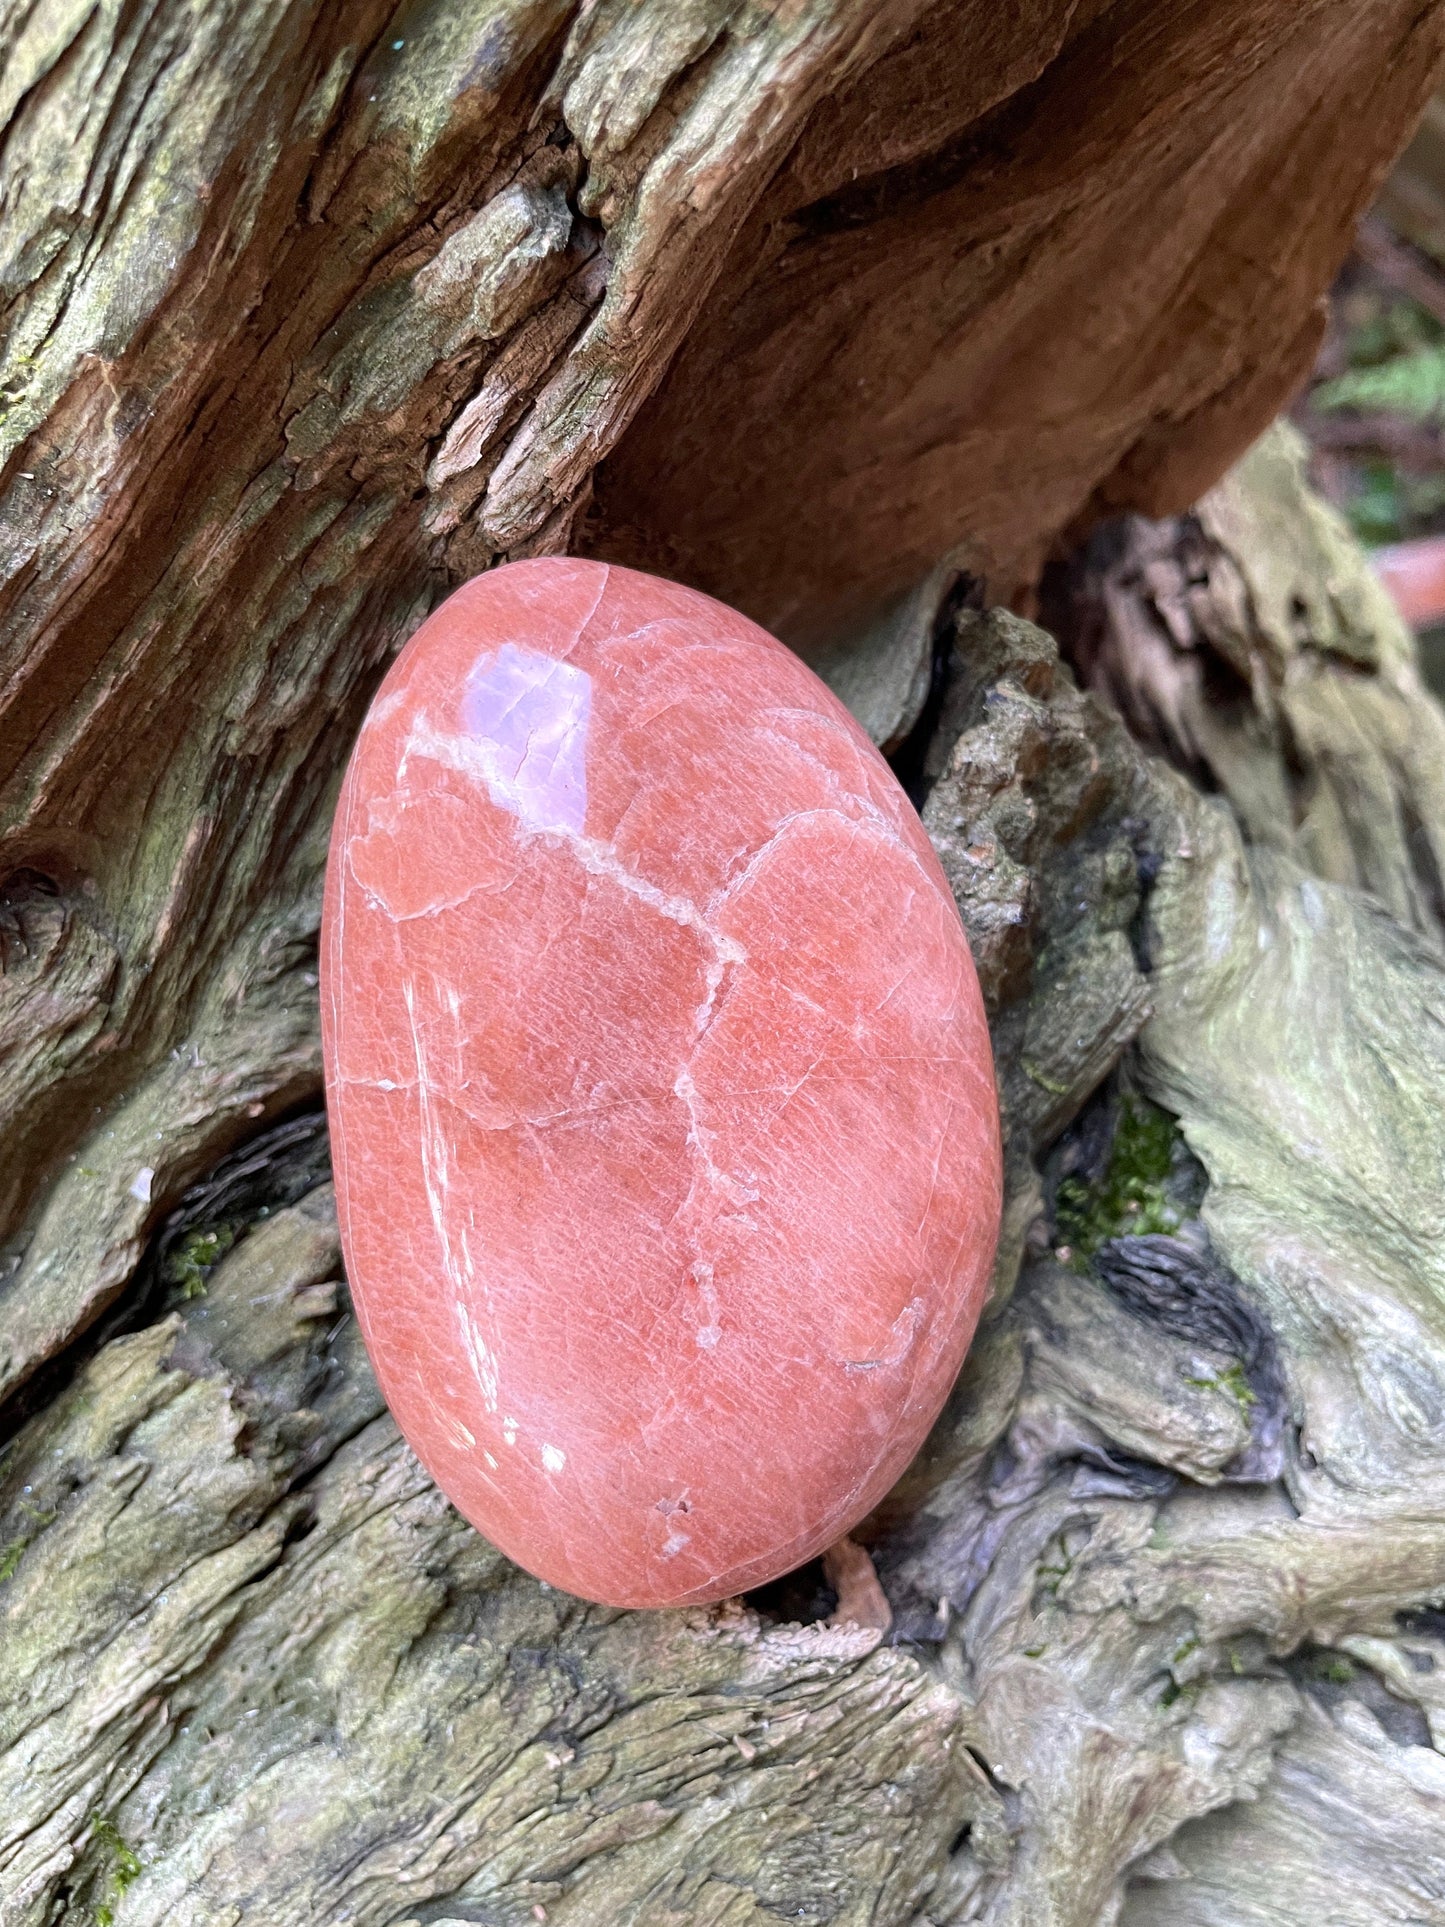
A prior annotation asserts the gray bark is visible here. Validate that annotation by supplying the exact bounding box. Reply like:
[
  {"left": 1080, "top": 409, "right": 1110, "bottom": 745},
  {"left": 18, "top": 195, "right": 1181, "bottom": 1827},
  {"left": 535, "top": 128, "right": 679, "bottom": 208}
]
[{"left": 4, "top": 5, "right": 1445, "bottom": 1924}]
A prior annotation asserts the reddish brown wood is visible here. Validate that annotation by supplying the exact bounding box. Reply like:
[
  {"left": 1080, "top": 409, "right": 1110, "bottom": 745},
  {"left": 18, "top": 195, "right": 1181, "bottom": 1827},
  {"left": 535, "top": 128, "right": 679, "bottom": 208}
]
[{"left": 582, "top": 0, "right": 1445, "bottom": 654}]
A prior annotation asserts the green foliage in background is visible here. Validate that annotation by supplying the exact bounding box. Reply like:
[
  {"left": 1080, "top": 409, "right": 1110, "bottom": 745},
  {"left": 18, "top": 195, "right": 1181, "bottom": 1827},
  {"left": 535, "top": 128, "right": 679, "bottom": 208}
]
[
  {"left": 1308, "top": 295, "right": 1445, "bottom": 544},
  {"left": 1317, "top": 361, "right": 1445, "bottom": 426},
  {"left": 1314, "top": 297, "right": 1445, "bottom": 421},
  {"left": 1342, "top": 462, "right": 1445, "bottom": 545}
]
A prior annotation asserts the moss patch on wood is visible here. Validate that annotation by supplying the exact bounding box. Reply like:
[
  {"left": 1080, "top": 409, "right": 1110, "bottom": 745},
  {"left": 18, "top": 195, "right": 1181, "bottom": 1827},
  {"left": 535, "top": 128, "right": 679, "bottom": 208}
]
[{"left": 1053, "top": 1093, "right": 1185, "bottom": 1262}]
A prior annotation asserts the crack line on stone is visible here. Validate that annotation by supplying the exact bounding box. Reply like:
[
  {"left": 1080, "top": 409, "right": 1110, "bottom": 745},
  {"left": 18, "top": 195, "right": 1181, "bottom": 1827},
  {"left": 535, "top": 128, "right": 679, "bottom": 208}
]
[
  {"left": 403, "top": 711, "right": 749, "bottom": 1045},
  {"left": 704, "top": 804, "right": 859, "bottom": 917},
  {"left": 402, "top": 974, "right": 505, "bottom": 1435},
  {"left": 387, "top": 694, "right": 951, "bottom": 1397}
]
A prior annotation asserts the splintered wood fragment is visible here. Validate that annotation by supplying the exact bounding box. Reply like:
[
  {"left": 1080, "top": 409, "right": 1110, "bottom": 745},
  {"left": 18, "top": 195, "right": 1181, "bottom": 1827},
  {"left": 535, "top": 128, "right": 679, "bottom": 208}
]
[{"left": 824, "top": 1535, "right": 894, "bottom": 1633}]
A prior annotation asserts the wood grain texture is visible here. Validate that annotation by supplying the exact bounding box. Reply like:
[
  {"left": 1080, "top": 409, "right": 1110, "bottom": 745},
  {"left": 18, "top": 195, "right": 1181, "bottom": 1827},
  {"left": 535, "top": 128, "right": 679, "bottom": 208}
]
[{"left": 582, "top": 0, "right": 1445, "bottom": 649}]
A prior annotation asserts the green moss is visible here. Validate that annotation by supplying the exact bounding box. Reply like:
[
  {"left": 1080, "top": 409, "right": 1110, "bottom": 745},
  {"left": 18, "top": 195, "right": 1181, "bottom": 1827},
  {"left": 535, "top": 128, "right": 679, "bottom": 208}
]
[
  {"left": 161, "top": 1223, "right": 239, "bottom": 1300},
  {"left": 1159, "top": 1677, "right": 1199, "bottom": 1710},
  {"left": 1054, "top": 1094, "right": 1183, "bottom": 1262},
  {"left": 90, "top": 1813, "right": 142, "bottom": 1921},
  {"left": 1218, "top": 1363, "right": 1256, "bottom": 1411},
  {"left": 0, "top": 1500, "right": 56, "bottom": 1583},
  {"left": 1022, "top": 1058, "right": 1070, "bottom": 1097},
  {"left": 1184, "top": 1362, "right": 1256, "bottom": 1412},
  {"left": 1302, "top": 1652, "right": 1357, "bottom": 1686},
  {"left": 1035, "top": 1532, "right": 1078, "bottom": 1601}
]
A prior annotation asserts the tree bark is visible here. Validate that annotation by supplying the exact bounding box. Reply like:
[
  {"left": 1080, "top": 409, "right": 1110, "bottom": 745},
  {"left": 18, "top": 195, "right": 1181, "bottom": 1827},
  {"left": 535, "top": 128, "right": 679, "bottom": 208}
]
[{"left": 3, "top": 6, "right": 1445, "bottom": 1924}]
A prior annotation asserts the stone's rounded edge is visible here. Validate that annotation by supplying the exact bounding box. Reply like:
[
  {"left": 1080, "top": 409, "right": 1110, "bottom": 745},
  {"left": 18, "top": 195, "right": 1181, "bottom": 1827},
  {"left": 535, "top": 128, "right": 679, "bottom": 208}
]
[
  {"left": 437, "top": 555, "right": 934, "bottom": 801},
  {"left": 320, "top": 729, "right": 368, "bottom": 1384},
  {"left": 592, "top": 1433, "right": 948, "bottom": 1610},
  {"left": 320, "top": 556, "right": 1003, "bottom": 1612}
]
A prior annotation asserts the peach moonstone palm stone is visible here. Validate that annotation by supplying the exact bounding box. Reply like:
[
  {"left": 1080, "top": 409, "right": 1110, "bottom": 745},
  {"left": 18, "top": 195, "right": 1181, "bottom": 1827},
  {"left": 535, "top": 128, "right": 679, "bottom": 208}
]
[{"left": 322, "top": 558, "right": 1001, "bottom": 1608}]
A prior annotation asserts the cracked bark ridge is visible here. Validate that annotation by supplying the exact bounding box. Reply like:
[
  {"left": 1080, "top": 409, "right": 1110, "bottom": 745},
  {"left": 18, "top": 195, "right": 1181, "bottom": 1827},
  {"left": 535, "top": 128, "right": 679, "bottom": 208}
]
[
  {"left": 917, "top": 602, "right": 1158, "bottom": 1301},
  {"left": 1045, "top": 421, "right": 1445, "bottom": 954},
  {"left": 581, "top": 1, "right": 1445, "bottom": 648}
]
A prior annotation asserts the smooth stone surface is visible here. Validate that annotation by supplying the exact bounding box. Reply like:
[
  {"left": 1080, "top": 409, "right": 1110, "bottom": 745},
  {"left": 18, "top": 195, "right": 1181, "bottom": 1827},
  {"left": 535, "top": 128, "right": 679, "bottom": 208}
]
[{"left": 322, "top": 559, "right": 1001, "bottom": 1608}]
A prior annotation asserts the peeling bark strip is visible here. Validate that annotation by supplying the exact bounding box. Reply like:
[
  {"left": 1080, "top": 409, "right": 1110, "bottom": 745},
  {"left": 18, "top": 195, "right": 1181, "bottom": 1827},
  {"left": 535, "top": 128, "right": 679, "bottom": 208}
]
[
  {"left": 1045, "top": 423, "right": 1445, "bottom": 955},
  {"left": 3, "top": 3, "right": 1445, "bottom": 1923}
]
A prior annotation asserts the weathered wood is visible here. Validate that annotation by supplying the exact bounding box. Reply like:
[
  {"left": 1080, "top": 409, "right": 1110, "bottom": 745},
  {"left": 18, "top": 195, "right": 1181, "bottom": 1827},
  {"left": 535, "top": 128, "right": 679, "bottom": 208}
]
[
  {"left": 4, "top": 4, "right": 1445, "bottom": 1923},
  {"left": 5, "top": 435, "right": 1445, "bottom": 1924},
  {"left": 1045, "top": 423, "right": 1445, "bottom": 952},
  {"left": 582, "top": 0, "right": 1445, "bottom": 649}
]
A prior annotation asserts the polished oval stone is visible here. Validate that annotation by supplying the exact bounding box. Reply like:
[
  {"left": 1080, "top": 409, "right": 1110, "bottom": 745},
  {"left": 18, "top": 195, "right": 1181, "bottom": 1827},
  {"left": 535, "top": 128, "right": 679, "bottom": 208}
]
[{"left": 322, "top": 558, "right": 1001, "bottom": 1607}]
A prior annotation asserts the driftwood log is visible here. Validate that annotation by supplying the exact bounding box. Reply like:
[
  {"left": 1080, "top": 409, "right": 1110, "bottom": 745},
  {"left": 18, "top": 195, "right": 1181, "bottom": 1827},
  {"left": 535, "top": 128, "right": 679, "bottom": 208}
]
[{"left": 4, "top": 5, "right": 1445, "bottom": 1923}]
